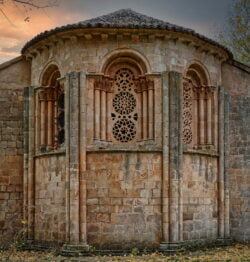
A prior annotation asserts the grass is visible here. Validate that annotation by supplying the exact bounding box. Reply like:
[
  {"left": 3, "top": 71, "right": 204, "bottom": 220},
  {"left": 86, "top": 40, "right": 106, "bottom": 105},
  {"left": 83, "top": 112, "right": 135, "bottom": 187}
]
[{"left": 0, "top": 243, "right": 249, "bottom": 261}]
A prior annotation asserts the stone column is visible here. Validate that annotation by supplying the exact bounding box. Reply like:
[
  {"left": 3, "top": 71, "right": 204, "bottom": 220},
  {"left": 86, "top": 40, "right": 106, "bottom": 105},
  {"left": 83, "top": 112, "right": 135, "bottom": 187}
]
[
  {"left": 100, "top": 88, "right": 106, "bottom": 141},
  {"left": 40, "top": 90, "right": 46, "bottom": 148},
  {"left": 161, "top": 72, "right": 170, "bottom": 243},
  {"left": 23, "top": 86, "right": 35, "bottom": 240},
  {"left": 79, "top": 72, "right": 88, "bottom": 244},
  {"left": 23, "top": 87, "right": 29, "bottom": 236},
  {"left": 34, "top": 88, "right": 41, "bottom": 153},
  {"left": 142, "top": 88, "right": 148, "bottom": 140},
  {"left": 224, "top": 91, "right": 230, "bottom": 239},
  {"left": 63, "top": 72, "right": 89, "bottom": 255},
  {"left": 169, "top": 71, "right": 183, "bottom": 243},
  {"left": 148, "top": 80, "right": 154, "bottom": 140},
  {"left": 94, "top": 83, "right": 101, "bottom": 140},
  {"left": 68, "top": 72, "right": 80, "bottom": 242},
  {"left": 199, "top": 87, "right": 206, "bottom": 145},
  {"left": 47, "top": 95, "right": 53, "bottom": 148},
  {"left": 206, "top": 87, "right": 212, "bottom": 145},
  {"left": 160, "top": 71, "right": 183, "bottom": 253},
  {"left": 218, "top": 86, "right": 225, "bottom": 238}
]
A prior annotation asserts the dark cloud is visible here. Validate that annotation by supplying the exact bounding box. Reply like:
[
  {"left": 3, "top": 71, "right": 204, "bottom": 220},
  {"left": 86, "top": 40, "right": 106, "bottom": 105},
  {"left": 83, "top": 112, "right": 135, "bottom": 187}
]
[
  {"left": 0, "top": 0, "right": 233, "bottom": 63},
  {"left": 59, "top": 0, "right": 233, "bottom": 37}
]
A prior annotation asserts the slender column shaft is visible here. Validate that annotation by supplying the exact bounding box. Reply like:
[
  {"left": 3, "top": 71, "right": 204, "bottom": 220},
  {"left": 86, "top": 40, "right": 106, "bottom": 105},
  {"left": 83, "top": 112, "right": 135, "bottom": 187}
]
[
  {"left": 54, "top": 97, "right": 58, "bottom": 149},
  {"left": 213, "top": 90, "right": 218, "bottom": 149},
  {"left": 193, "top": 96, "right": 199, "bottom": 146},
  {"left": 106, "top": 92, "right": 112, "bottom": 141},
  {"left": 207, "top": 90, "right": 212, "bottom": 145},
  {"left": 101, "top": 90, "right": 106, "bottom": 140},
  {"left": 137, "top": 92, "right": 143, "bottom": 140},
  {"left": 47, "top": 100, "right": 53, "bottom": 147},
  {"left": 199, "top": 89, "right": 205, "bottom": 145},
  {"left": 35, "top": 90, "right": 40, "bottom": 152},
  {"left": 148, "top": 88, "right": 154, "bottom": 139},
  {"left": 142, "top": 90, "right": 148, "bottom": 140},
  {"left": 40, "top": 96, "right": 46, "bottom": 146},
  {"left": 94, "top": 88, "right": 100, "bottom": 140}
]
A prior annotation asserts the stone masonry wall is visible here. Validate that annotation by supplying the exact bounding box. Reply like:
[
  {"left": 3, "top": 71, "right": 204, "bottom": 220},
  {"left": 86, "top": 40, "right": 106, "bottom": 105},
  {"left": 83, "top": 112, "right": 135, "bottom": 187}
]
[
  {"left": 0, "top": 57, "right": 30, "bottom": 247},
  {"left": 34, "top": 154, "right": 66, "bottom": 243},
  {"left": 86, "top": 152, "right": 162, "bottom": 249},
  {"left": 222, "top": 62, "right": 250, "bottom": 241},
  {"left": 182, "top": 154, "right": 218, "bottom": 241}
]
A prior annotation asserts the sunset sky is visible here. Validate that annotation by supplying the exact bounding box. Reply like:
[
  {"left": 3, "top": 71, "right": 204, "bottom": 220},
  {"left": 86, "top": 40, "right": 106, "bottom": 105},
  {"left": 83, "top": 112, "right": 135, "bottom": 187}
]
[{"left": 0, "top": 0, "right": 233, "bottom": 64}]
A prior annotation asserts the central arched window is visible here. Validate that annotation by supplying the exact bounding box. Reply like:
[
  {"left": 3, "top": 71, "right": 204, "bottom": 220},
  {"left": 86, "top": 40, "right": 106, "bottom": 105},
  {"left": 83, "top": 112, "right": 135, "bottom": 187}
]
[{"left": 93, "top": 56, "right": 154, "bottom": 144}]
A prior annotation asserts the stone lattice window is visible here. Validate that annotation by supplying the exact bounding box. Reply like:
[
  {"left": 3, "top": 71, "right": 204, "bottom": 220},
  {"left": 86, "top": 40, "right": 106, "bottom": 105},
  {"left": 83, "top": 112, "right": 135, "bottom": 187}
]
[
  {"left": 183, "top": 64, "right": 217, "bottom": 149},
  {"left": 93, "top": 59, "right": 155, "bottom": 144},
  {"left": 35, "top": 65, "right": 65, "bottom": 152}
]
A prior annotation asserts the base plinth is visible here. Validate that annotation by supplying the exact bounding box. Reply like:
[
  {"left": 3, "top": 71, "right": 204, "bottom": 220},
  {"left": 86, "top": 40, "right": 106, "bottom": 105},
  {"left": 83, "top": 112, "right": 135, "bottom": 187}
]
[
  {"left": 61, "top": 243, "right": 90, "bottom": 257},
  {"left": 159, "top": 242, "right": 183, "bottom": 255}
]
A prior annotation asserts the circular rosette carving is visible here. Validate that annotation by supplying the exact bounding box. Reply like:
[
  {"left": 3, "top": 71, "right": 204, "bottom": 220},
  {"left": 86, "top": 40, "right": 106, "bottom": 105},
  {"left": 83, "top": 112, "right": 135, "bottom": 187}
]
[
  {"left": 183, "top": 93, "right": 192, "bottom": 109},
  {"left": 113, "top": 91, "right": 136, "bottom": 115},
  {"left": 183, "top": 128, "right": 192, "bottom": 144},
  {"left": 183, "top": 111, "right": 192, "bottom": 126},
  {"left": 112, "top": 119, "right": 136, "bottom": 142},
  {"left": 114, "top": 68, "right": 134, "bottom": 91}
]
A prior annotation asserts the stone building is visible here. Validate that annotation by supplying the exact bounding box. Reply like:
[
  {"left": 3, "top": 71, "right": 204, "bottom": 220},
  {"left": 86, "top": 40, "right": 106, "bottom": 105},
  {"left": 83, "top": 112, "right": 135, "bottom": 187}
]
[{"left": 0, "top": 9, "right": 249, "bottom": 252}]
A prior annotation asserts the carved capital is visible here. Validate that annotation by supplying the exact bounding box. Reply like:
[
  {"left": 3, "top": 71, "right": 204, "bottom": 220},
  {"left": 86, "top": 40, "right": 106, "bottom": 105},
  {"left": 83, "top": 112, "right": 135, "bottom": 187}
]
[
  {"left": 205, "top": 86, "right": 216, "bottom": 98},
  {"left": 134, "top": 76, "right": 153, "bottom": 92},
  {"left": 94, "top": 77, "right": 114, "bottom": 93}
]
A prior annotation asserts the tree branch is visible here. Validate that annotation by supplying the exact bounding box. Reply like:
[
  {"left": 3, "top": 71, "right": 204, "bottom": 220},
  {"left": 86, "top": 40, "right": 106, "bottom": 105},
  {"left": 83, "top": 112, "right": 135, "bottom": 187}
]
[{"left": 12, "top": 0, "right": 58, "bottom": 9}]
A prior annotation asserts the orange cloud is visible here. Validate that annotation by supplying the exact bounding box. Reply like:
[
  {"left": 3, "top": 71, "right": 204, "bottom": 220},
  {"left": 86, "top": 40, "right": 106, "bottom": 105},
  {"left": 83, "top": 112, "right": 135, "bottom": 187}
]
[{"left": 0, "top": 0, "right": 87, "bottom": 63}]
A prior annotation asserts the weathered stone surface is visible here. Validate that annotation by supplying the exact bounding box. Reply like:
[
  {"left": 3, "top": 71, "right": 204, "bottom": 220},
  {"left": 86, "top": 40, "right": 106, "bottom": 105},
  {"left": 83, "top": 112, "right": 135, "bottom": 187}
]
[
  {"left": 0, "top": 9, "right": 249, "bottom": 251},
  {"left": 222, "top": 63, "right": 250, "bottom": 242},
  {"left": 0, "top": 57, "right": 30, "bottom": 247}
]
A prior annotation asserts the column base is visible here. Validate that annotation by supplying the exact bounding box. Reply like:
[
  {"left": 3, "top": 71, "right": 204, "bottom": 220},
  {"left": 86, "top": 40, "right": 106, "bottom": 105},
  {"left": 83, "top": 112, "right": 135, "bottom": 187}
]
[
  {"left": 159, "top": 242, "right": 183, "bottom": 255},
  {"left": 61, "top": 243, "right": 90, "bottom": 257}
]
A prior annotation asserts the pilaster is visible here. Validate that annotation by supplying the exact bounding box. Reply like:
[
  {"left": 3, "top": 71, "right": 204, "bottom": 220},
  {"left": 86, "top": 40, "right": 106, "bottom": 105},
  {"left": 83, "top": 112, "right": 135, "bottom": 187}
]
[
  {"left": 63, "top": 71, "right": 89, "bottom": 255},
  {"left": 23, "top": 86, "right": 35, "bottom": 240},
  {"left": 160, "top": 71, "right": 183, "bottom": 254},
  {"left": 217, "top": 86, "right": 232, "bottom": 244}
]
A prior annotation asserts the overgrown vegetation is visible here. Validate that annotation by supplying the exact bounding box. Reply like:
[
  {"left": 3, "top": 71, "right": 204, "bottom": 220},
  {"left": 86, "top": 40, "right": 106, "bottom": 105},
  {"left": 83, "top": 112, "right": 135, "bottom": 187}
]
[
  {"left": 217, "top": 0, "right": 250, "bottom": 65},
  {"left": 0, "top": 243, "right": 249, "bottom": 261}
]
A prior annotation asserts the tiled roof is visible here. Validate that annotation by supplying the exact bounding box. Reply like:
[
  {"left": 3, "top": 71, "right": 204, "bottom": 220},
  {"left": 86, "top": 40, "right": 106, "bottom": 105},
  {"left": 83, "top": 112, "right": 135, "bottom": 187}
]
[{"left": 21, "top": 8, "right": 232, "bottom": 57}]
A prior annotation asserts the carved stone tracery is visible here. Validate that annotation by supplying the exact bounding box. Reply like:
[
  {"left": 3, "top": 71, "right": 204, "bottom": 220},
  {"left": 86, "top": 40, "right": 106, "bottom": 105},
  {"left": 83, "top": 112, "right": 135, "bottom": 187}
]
[
  {"left": 93, "top": 64, "right": 155, "bottom": 144},
  {"left": 182, "top": 73, "right": 217, "bottom": 148}
]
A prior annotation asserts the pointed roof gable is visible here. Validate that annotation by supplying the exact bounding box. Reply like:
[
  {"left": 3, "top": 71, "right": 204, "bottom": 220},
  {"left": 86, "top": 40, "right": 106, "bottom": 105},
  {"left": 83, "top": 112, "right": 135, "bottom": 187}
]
[{"left": 21, "top": 8, "right": 231, "bottom": 57}]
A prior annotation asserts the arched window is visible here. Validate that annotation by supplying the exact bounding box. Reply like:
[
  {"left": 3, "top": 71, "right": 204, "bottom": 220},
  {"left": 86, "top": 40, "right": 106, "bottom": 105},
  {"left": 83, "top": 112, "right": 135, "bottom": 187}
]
[
  {"left": 93, "top": 56, "right": 154, "bottom": 144},
  {"left": 36, "top": 65, "right": 64, "bottom": 152},
  {"left": 183, "top": 63, "right": 217, "bottom": 149}
]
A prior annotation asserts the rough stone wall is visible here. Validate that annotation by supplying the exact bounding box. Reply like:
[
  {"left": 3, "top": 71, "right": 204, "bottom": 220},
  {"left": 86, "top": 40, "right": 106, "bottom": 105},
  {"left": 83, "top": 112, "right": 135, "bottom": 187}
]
[
  {"left": 222, "top": 63, "right": 250, "bottom": 242},
  {"left": 182, "top": 154, "right": 218, "bottom": 241},
  {"left": 0, "top": 57, "right": 30, "bottom": 246},
  {"left": 34, "top": 154, "right": 66, "bottom": 243},
  {"left": 86, "top": 152, "right": 162, "bottom": 249}
]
